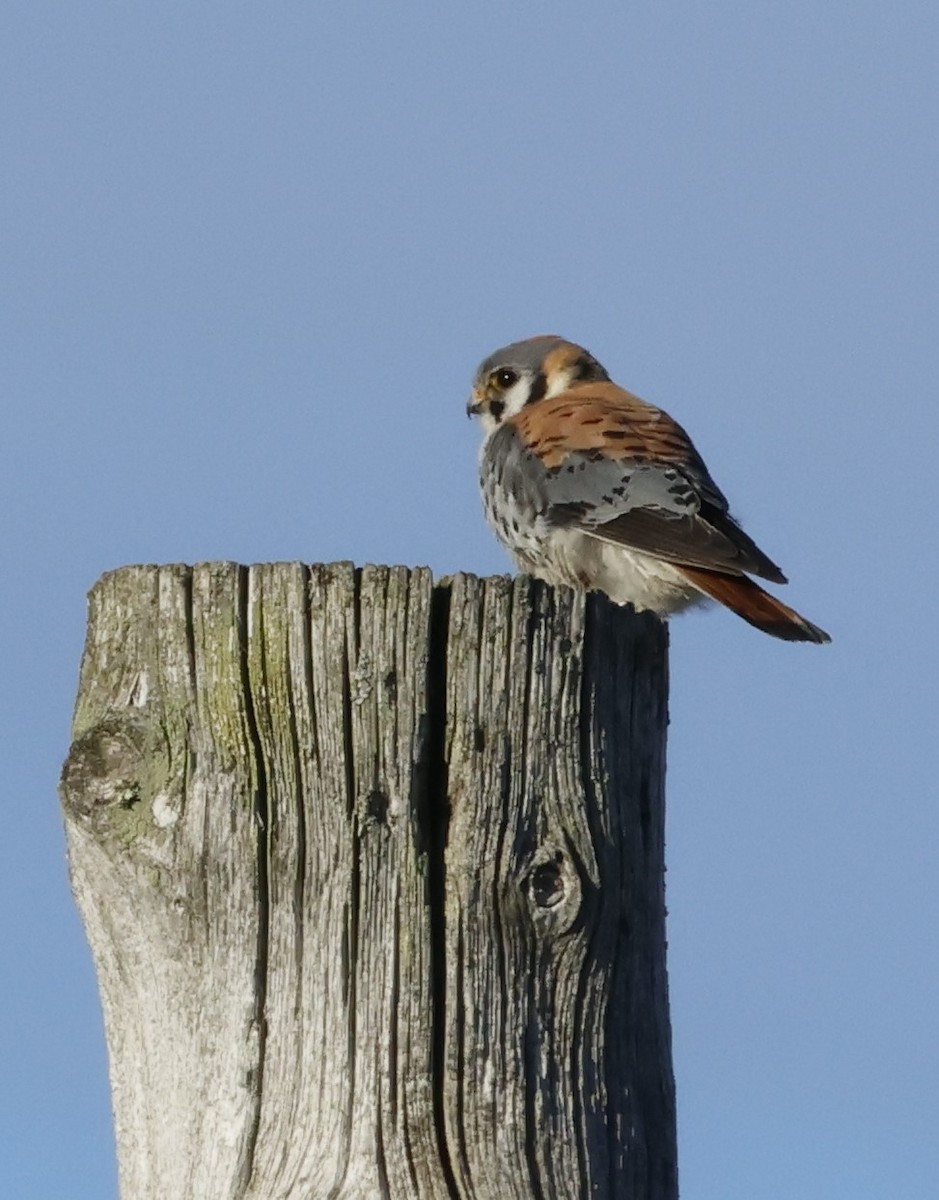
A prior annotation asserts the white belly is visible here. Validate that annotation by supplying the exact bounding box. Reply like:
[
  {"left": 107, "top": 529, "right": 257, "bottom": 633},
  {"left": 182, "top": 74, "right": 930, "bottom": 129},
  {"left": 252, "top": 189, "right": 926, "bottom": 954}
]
[{"left": 506, "top": 525, "right": 705, "bottom": 616}]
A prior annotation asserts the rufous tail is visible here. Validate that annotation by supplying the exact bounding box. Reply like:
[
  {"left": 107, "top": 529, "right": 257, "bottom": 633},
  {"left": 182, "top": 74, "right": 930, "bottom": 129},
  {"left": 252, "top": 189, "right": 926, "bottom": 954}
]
[{"left": 680, "top": 566, "right": 831, "bottom": 644}]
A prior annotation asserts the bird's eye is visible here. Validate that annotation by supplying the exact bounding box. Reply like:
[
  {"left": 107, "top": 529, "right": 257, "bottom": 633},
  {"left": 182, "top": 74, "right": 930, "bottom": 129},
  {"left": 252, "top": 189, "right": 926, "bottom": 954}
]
[{"left": 493, "top": 368, "right": 519, "bottom": 389}]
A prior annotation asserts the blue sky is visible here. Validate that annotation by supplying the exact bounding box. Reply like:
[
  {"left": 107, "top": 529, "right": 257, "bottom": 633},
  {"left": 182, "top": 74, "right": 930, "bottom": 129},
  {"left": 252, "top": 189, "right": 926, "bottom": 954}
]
[{"left": 3, "top": 2, "right": 937, "bottom": 1196}]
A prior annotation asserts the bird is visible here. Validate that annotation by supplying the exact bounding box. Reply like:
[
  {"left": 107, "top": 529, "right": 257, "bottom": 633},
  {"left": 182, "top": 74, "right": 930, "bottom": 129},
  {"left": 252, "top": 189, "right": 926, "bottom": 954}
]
[{"left": 467, "top": 335, "right": 830, "bottom": 643}]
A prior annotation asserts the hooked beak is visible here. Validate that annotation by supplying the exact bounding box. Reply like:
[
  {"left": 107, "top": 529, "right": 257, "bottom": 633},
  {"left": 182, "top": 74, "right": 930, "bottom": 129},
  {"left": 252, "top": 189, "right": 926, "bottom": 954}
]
[{"left": 466, "top": 387, "right": 485, "bottom": 418}]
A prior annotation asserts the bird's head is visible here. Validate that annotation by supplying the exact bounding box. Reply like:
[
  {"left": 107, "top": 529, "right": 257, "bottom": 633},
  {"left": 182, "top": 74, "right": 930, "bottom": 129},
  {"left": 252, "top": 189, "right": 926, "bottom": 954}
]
[{"left": 466, "top": 335, "right": 609, "bottom": 435}]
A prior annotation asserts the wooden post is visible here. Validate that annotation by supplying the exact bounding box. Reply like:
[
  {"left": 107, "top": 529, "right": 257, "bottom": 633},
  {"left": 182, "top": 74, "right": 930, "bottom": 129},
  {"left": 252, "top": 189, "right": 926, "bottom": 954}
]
[{"left": 60, "top": 562, "right": 675, "bottom": 1199}]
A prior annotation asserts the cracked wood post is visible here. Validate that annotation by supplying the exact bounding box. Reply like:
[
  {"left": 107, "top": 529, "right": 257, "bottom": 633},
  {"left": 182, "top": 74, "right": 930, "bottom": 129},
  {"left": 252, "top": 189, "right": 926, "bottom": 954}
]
[{"left": 59, "top": 562, "right": 676, "bottom": 1200}]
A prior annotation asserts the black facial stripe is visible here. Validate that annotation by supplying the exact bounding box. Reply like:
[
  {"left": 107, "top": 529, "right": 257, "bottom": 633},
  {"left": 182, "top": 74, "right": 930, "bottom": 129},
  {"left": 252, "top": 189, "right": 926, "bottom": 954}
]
[
  {"left": 525, "top": 371, "right": 548, "bottom": 406},
  {"left": 572, "top": 354, "right": 609, "bottom": 383},
  {"left": 489, "top": 399, "right": 506, "bottom": 421}
]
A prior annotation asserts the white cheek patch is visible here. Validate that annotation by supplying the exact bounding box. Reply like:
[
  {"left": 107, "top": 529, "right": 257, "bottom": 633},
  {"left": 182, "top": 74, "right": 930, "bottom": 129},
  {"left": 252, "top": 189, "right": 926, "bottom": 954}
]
[
  {"left": 544, "top": 367, "right": 574, "bottom": 399},
  {"left": 480, "top": 374, "right": 537, "bottom": 435},
  {"left": 501, "top": 375, "right": 535, "bottom": 418}
]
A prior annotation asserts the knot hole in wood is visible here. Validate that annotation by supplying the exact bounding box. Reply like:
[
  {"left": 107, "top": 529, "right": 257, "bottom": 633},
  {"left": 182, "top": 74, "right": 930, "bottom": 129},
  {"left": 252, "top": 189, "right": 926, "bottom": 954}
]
[{"left": 522, "top": 845, "right": 583, "bottom": 935}]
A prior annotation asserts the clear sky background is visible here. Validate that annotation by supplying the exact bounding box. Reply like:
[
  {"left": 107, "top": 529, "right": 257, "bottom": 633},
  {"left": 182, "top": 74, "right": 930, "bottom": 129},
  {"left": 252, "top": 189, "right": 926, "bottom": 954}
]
[{"left": 2, "top": 3, "right": 937, "bottom": 1197}]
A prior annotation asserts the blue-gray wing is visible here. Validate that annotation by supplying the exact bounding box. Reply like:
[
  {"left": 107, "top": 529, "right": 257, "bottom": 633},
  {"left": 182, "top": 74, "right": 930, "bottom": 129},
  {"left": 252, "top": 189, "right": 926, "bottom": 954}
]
[{"left": 483, "top": 422, "right": 785, "bottom": 582}]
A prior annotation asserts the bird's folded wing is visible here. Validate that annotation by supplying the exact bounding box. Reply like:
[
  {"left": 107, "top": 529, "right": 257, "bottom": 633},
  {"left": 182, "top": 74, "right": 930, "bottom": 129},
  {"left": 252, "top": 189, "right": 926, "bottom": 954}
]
[
  {"left": 576, "top": 507, "right": 787, "bottom": 583},
  {"left": 489, "top": 407, "right": 786, "bottom": 582}
]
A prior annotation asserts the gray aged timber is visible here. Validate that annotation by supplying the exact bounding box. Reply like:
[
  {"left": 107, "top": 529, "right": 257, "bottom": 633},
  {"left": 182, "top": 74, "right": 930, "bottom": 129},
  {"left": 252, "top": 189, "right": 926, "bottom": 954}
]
[{"left": 60, "top": 562, "right": 676, "bottom": 1200}]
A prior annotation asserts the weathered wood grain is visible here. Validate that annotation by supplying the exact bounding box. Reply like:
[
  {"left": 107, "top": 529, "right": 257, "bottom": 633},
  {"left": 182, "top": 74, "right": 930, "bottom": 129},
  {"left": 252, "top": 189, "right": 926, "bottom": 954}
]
[{"left": 60, "top": 563, "right": 674, "bottom": 1199}]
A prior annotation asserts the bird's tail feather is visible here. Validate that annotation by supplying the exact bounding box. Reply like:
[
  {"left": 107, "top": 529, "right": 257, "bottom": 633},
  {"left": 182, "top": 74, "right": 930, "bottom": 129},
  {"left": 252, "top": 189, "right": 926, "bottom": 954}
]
[{"left": 680, "top": 566, "right": 831, "bottom": 644}]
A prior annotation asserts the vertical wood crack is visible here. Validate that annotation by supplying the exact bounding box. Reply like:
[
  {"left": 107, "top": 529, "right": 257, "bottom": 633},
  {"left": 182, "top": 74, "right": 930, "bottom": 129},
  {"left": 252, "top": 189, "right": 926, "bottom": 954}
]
[
  {"left": 422, "top": 581, "right": 460, "bottom": 1197},
  {"left": 285, "top": 583, "right": 309, "bottom": 1011},
  {"left": 338, "top": 593, "right": 359, "bottom": 1190},
  {"left": 238, "top": 566, "right": 271, "bottom": 1191},
  {"left": 520, "top": 582, "right": 548, "bottom": 1200}
]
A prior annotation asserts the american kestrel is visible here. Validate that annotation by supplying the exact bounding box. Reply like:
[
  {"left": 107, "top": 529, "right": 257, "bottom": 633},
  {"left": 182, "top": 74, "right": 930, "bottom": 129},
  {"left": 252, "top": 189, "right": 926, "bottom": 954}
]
[{"left": 468, "top": 335, "right": 830, "bottom": 643}]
